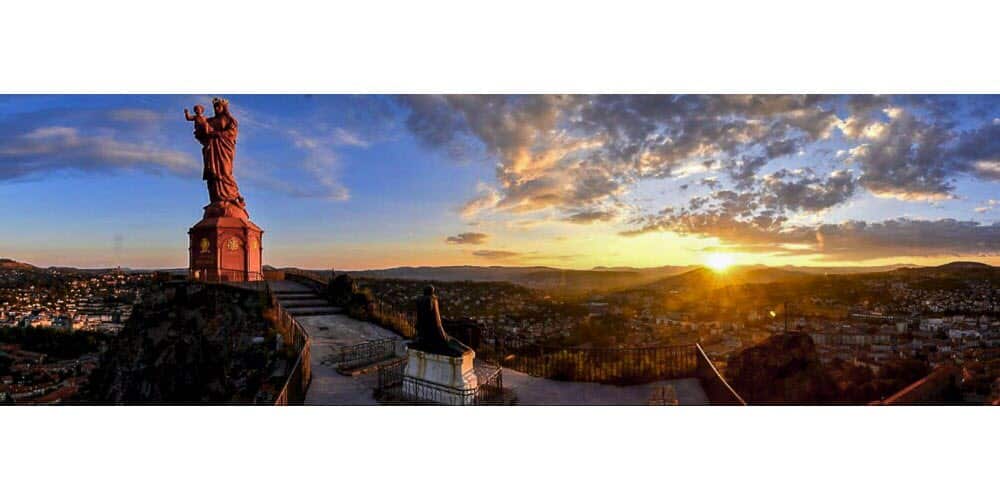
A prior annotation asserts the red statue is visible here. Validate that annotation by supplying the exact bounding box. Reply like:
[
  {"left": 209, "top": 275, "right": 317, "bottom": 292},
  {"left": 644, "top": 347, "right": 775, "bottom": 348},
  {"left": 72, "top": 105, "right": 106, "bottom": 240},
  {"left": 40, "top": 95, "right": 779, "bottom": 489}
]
[
  {"left": 186, "top": 97, "right": 263, "bottom": 282},
  {"left": 186, "top": 97, "right": 246, "bottom": 218}
]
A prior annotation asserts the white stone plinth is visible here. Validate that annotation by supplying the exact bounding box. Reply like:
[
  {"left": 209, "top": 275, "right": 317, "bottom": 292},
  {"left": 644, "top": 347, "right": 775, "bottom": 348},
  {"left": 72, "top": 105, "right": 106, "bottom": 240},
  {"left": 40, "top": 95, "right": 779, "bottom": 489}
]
[{"left": 403, "top": 347, "right": 478, "bottom": 405}]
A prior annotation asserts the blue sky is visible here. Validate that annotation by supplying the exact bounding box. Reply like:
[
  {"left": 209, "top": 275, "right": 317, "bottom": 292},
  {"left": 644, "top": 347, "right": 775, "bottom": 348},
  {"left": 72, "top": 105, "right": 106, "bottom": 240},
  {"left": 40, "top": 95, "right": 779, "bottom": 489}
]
[{"left": 1, "top": 95, "right": 998, "bottom": 269}]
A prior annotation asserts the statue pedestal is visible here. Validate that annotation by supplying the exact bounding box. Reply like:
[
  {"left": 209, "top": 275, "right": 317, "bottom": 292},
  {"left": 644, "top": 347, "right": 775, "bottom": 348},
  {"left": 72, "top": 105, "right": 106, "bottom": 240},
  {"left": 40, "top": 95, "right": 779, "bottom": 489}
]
[
  {"left": 403, "top": 347, "right": 478, "bottom": 405},
  {"left": 188, "top": 215, "right": 263, "bottom": 282}
]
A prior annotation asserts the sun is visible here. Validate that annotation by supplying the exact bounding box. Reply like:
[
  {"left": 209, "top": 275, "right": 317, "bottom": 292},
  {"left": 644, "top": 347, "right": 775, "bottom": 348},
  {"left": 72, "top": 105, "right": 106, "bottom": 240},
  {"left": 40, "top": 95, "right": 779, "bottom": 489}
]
[{"left": 705, "top": 252, "right": 734, "bottom": 272}]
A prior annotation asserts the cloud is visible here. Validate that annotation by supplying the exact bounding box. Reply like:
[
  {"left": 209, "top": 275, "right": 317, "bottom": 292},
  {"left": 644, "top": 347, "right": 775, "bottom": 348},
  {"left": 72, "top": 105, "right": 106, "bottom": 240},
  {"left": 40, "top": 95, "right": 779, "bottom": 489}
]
[
  {"left": 623, "top": 211, "right": 1000, "bottom": 261},
  {"left": 758, "top": 168, "right": 857, "bottom": 212},
  {"left": 445, "top": 232, "right": 489, "bottom": 245},
  {"left": 0, "top": 103, "right": 354, "bottom": 203},
  {"left": 699, "top": 176, "right": 721, "bottom": 190},
  {"left": 401, "top": 95, "right": 1000, "bottom": 228},
  {"left": 562, "top": 209, "right": 617, "bottom": 224},
  {"left": 953, "top": 121, "right": 1000, "bottom": 180},
  {"left": 975, "top": 199, "right": 999, "bottom": 214},
  {"left": 471, "top": 249, "right": 521, "bottom": 260},
  {"left": 0, "top": 125, "right": 198, "bottom": 181},
  {"left": 283, "top": 129, "right": 351, "bottom": 201},
  {"left": 331, "top": 127, "right": 369, "bottom": 147},
  {"left": 808, "top": 218, "right": 1000, "bottom": 260},
  {"left": 843, "top": 107, "right": 957, "bottom": 200},
  {"left": 458, "top": 182, "right": 501, "bottom": 217}
]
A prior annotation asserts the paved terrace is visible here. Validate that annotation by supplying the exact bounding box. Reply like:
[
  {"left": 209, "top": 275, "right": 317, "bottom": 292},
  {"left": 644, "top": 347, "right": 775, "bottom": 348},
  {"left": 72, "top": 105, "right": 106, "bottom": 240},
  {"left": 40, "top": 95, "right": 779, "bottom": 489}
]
[{"left": 268, "top": 280, "right": 398, "bottom": 405}]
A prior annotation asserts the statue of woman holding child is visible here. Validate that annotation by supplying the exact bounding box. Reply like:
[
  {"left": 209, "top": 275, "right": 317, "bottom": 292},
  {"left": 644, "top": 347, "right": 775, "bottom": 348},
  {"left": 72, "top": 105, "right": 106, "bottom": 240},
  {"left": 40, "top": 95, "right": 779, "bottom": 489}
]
[{"left": 184, "top": 97, "right": 247, "bottom": 218}]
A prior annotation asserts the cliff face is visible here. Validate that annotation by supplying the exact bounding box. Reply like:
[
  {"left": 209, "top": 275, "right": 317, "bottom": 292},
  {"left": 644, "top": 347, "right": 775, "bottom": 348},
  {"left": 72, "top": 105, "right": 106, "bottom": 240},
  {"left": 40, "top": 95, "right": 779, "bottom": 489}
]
[
  {"left": 85, "top": 283, "right": 286, "bottom": 403},
  {"left": 724, "top": 333, "right": 839, "bottom": 403}
]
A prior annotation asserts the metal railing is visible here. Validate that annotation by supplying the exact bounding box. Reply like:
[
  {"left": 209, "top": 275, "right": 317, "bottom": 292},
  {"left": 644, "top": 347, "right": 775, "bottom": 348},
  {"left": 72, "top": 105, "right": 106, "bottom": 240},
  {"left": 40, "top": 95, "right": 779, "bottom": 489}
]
[
  {"left": 472, "top": 364, "right": 504, "bottom": 405},
  {"left": 274, "top": 337, "right": 311, "bottom": 405},
  {"left": 478, "top": 337, "right": 699, "bottom": 384},
  {"left": 476, "top": 336, "right": 744, "bottom": 404},
  {"left": 874, "top": 364, "right": 961, "bottom": 405},
  {"left": 377, "top": 357, "right": 407, "bottom": 397},
  {"left": 693, "top": 344, "right": 746, "bottom": 405},
  {"left": 189, "top": 267, "right": 265, "bottom": 283},
  {"left": 328, "top": 338, "right": 401, "bottom": 371},
  {"left": 271, "top": 285, "right": 313, "bottom": 405},
  {"left": 375, "top": 358, "right": 505, "bottom": 405},
  {"left": 194, "top": 280, "right": 311, "bottom": 404},
  {"left": 368, "top": 298, "right": 416, "bottom": 339}
]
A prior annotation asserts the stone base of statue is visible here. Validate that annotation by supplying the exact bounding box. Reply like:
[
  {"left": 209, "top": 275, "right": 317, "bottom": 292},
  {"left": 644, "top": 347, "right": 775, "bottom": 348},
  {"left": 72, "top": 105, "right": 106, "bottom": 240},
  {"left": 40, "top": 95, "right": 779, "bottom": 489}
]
[
  {"left": 403, "top": 342, "right": 478, "bottom": 405},
  {"left": 188, "top": 201, "right": 263, "bottom": 282}
]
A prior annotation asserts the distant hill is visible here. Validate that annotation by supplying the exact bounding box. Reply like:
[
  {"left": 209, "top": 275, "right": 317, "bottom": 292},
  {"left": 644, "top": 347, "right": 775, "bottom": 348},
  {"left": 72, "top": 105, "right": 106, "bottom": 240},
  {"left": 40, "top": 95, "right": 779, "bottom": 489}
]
[
  {"left": 883, "top": 261, "right": 999, "bottom": 283},
  {"left": 0, "top": 258, "right": 37, "bottom": 271},
  {"left": 0, "top": 258, "right": 185, "bottom": 275},
  {"left": 316, "top": 261, "right": 1000, "bottom": 294},
  {"left": 780, "top": 264, "right": 919, "bottom": 275},
  {"left": 348, "top": 265, "right": 693, "bottom": 293},
  {"left": 640, "top": 266, "right": 812, "bottom": 293},
  {"left": 933, "top": 261, "right": 993, "bottom": 270},
  {"left": 624, "top": 260, "right": 998, "bottom": 296}
]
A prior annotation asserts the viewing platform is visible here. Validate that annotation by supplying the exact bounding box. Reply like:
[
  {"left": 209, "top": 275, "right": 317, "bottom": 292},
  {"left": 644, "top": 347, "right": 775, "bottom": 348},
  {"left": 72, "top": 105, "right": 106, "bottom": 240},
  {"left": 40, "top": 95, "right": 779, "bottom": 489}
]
[{"left": 258, "top": 274, "right": 743, "bottom": 406}]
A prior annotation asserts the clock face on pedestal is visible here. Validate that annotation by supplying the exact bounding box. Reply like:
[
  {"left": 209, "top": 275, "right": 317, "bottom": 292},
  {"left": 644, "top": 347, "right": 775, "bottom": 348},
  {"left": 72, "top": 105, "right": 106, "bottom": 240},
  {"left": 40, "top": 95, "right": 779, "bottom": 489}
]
[
  {"left": 199, "top": 238, "right": 211, "bottom": 253},
  {"left": 225, "top": 237, "right": 242, "bottom": 251}
]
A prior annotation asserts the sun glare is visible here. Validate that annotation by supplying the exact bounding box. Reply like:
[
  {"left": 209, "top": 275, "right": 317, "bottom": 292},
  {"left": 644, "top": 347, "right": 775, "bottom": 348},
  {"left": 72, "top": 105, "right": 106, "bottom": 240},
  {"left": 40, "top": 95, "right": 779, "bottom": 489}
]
[{"left": 705, "top": 252, "right": 734, "bottom": 272}]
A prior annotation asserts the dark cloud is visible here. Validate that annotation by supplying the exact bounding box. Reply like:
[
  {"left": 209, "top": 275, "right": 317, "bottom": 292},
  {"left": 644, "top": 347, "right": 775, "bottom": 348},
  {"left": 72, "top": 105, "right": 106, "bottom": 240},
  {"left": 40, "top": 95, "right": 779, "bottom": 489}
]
[
  {"left": 623, "top": 212, "right": 1000, "bottom": 261},
  {"left": 400, "top": 95, "right": 476, "bottom": 160},
  {"left": 953, "top": 120, "right": 1000, "bottom": 181},
  {"left": 759, "top": 168, "right": 857, "bottom": 212},
  {"left": 808, "top": 218, "right": 1000, "bottom": 260},
  {"left": 471, "top": 250, "right": 520, "bottom": 260},
  {"left": 562, "top": 209, "right": 617, "bottom": 224},
  {"left": 699, "top": 177, "right": 721, "bottom": 190},
  {"left": 445, "top": 232, "right": 489, "bottom": 245},
  {"left": 844, "top": 108, "right": 958, "bottom": 200}
]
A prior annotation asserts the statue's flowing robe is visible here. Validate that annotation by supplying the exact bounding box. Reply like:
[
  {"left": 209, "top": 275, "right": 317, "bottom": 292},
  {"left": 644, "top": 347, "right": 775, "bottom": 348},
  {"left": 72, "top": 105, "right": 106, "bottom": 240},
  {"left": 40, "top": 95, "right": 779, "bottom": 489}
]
[
  {"left": 416, "top": 295, "right": 451, "bottom": 346},
  {"left": 200, "top": 114, "right": 243, "bottom": 205},
  {"left": 413, "top": 295, "right": 469, "bottom": 357}
]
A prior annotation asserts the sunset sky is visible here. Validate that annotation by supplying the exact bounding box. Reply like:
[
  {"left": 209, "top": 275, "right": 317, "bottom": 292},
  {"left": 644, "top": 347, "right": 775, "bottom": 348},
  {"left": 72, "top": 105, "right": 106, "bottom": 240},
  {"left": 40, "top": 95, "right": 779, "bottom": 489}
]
[{"left": 1, "top": 94, "right": 998, "bottom": 270}]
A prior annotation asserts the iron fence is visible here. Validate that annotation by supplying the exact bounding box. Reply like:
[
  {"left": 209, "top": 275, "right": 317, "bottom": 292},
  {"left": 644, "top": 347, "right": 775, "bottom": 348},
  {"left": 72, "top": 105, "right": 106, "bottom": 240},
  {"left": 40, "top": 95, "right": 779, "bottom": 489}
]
[
  {"left": 477, "top": 337, "right": 699, "bottom": 385},
  {"left": 190, "top": 268, "right": 265, "bottom": 283},
  {"left": 329, "top": 338, "right": 401, "bottom": 371},
  {"left": 270, "top": 285, "right": 312, "bottom": 405},
  {"left": 375, "top": 357, "right": 505, "bottom": 405},
  {"left": 376, "top": 357, "right": 407, "bottom": 397},
  {"left": 369, "top": 299, "right": 416, "bottom": 339},
  {"left": 274, "top": 337, "right": 311, "bottom": 405},
  {"left": 693, "top": 344, "right": 745, "bottom": 405},
  {"left": 472, "top": 364, "right": 504, "bottom": 405}
]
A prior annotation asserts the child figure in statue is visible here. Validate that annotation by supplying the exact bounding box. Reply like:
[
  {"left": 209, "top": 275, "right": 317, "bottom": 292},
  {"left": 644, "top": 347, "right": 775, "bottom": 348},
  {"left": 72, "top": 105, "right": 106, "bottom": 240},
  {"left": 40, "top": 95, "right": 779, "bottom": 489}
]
[{"left": 184, "top": 104, "right": 213, "bottom": 137}]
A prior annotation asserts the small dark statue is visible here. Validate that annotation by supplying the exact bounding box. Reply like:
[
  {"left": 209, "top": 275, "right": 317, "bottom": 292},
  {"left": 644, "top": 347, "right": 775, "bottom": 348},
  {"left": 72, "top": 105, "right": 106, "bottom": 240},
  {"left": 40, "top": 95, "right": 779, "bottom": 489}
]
[{"left": 411, "top": 285, "right": 471, "bottom": 357}]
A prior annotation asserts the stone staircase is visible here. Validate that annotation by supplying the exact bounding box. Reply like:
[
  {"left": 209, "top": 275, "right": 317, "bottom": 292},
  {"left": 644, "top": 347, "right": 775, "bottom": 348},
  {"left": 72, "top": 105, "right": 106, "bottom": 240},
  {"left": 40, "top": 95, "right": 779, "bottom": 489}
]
[{"left": 272, "top": 285, "right": 342, "bottom": 317}]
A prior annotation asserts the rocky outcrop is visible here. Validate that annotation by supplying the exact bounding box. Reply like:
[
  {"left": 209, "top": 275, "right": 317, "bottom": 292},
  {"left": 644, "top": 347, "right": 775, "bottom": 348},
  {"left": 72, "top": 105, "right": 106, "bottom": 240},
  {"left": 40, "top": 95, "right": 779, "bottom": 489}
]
[
  {"left": 85, "top": 282, "right": 287, "bottom": 403},
  {"left": 724, "top": 333, "right": 838, "bottom": 403}
]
